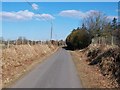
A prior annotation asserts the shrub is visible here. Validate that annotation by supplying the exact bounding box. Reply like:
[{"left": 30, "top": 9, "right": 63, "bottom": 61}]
[{"left": 66, "top": 28, "right": 92, "bottom": 50}]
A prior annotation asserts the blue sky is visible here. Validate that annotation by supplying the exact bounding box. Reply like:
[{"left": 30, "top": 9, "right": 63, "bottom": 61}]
[
  {"left": 1, "top": 2, "right": 118, "bottom": 40},
  {"left": 2, "top": 0, "right": 120, "bottom": 2}
]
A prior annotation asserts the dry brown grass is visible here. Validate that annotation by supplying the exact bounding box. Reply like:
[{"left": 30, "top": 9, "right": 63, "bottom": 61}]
[
  {"left": 1, "top": 44, "right": 57, "bottom": 88},
  {"left": 0, "top": 47, "right": 2, "bottom": 89}
]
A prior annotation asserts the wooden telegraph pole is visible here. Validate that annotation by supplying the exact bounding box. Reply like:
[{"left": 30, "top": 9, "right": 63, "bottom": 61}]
[{"left": 50, "top": 21, "right": 53, "bottom": 40}]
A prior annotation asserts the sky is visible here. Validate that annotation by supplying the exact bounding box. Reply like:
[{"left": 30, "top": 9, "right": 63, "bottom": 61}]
[
  {"left": 1, "top": 0, "right": 120, "bottom": 2},
  {"left": 1, "top": 2, "right": 119, "bottom": 41}
]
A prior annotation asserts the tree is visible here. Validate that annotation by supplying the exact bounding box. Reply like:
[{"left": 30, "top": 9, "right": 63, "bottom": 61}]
[
  {"left": 66, "top": 27, "right": 92, "bottom": 50},
  {"left": 110, "top": 18, "right": 117, "bottom": 45},
  {"left": 22, "top": 37, "right": 28, "bottom": 44},
  {"left": 0, "top": 37, "right": 4, "bottom": 44},
  {"left": 118, "top": 22, "right": 120, "bottom": 30},
  {"left": 81, "top": 23, "right": 87, "bottom": 30},
  {"left": 102, "top": 22, "right": 112, "bottom": 36},
  {"left": 76, "top": 27, "right": 80, "bottom": 30},
  {"left": 113, "top": 21, "right": 120, "bottom": 47},
  {"left": 17, "top": 36, "right": 24, "bottom": 45},
  {"left": 83, "top": 11, "right": 109, "bottom": 38},
  {"left": 111, "top": 17, "right": 117, "bottom": 30}
]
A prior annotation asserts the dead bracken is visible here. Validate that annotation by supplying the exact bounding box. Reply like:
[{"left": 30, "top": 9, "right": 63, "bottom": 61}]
[{"left": 86, "top": 44, "right": 120, "bottom": 88}]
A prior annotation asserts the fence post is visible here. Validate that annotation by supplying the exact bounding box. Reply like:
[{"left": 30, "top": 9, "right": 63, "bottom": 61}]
[
  {"left": 27, "top": 40, "right": 29, "bottom": 45},
  {"left": 16, "top": 40, "right": 17, "bottom": 46},
  {"left": 31, "top": 41, "right": 33, "bottom": 46},
  {"left": 22, "top": 38, "right": 23, "bottom": 45},
  {"left": 111, "top": 36, "right": 114, "bottom": 46}
]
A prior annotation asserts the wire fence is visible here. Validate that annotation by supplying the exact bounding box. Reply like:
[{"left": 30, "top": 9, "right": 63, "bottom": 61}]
[{"left": 92, "top": 35, "right": 119, "bottom": 47}]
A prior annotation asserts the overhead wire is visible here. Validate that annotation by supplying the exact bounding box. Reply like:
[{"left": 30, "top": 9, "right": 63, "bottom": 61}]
[
  {"left": 24, "top": 0, "right": 53, "bottom": 40},
  {"left": 24, "top": 0, "right": 51, "bottom": 22}
]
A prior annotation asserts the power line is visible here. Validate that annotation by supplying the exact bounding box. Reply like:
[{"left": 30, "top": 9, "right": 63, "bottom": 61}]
[
  {"left": 25, "top": 0, "right": 32, "bottom": 7},
  {"left": 24, "top": 0, "right": 54, "bottom": 40}
]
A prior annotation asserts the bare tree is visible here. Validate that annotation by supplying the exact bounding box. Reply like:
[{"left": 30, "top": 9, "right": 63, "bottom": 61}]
[
  {"left": 83, "top": 11, "right": 112, "bottom": 45},
  {"left": 84, "top": 11, "right": 109, "bottom": 37},
  {"left": 17, "top": 36, "right": 23, "bottom": 45}
]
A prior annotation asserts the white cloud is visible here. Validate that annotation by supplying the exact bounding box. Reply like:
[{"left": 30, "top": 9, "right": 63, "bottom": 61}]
[
  {"left": 35, "top": 14, "right": 55, "bottom": 21},
  {"left": 85, "top": 10, "right": 100, "bottom": 16},
  {"left": 0, "top": 10, "right": 54, "bottom": 21},
  {"left": 59, "top": 10, "right": 118, "bottom": 21},
  {"left": 59, "top": 10, "right": 85, "bottom": 18},
  {"left": 107, "top": 16, "right": 118, "bottom": 20},
  {"left": 32, "top": 3, "right": 39, "bottom": 10},
  {"left": 0, "top": 10, "right": 34, "bottom": 21},
  {"left": 59, "top": 10, "right": 100, "bottom": 19}
]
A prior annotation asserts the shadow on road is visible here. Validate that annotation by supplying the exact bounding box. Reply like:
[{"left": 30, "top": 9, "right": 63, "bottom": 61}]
[{"left": 62, "top": 46, "right": 74, "bottom": 51}]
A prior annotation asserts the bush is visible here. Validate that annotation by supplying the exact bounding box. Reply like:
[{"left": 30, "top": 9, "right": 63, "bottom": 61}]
[{"left": 66, "top": 28, "right": 92, "bottom": 50}]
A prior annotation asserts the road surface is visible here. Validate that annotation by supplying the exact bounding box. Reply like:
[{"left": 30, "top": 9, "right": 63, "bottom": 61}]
[{"left": 11, "top": 48, "right": 82, "bottom": 88}]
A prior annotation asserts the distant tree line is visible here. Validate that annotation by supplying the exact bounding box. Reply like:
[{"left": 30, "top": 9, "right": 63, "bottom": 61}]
[{"left": 0, "top": 37, "right": 65, "bottom": 49}]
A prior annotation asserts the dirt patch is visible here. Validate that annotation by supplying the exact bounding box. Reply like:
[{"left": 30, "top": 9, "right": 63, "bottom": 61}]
[
  {"left": 71, "top": 50, "right": 115, "bottom": 88},
  {"left": 1, "top": 44, "right": 57, "bottom": 88}
]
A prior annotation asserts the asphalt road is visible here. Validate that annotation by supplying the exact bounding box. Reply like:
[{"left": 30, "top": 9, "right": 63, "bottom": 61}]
[{"left": 11, "top": 48, "right": 82, "bottom": 88}]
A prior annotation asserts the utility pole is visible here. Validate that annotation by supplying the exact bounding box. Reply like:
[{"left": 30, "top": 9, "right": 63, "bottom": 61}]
[{"left": 50, "top": 21, "right": 53, "bottom": 40}]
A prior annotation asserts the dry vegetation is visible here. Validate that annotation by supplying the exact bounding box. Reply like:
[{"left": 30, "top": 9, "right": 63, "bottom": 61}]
[
  {"left": 0, "top": 46, "right": 2, "bottom": 89},
  {"left": 71, "top": 44, "right": 120, "bottom": 88},
  {"left": 1, "top": 44, "right": 57, "bottom": 88}
]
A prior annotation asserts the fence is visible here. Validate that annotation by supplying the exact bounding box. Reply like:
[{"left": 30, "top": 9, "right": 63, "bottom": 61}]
[{"left": 92, "top": 35, "right": 119, "bottom": 46}]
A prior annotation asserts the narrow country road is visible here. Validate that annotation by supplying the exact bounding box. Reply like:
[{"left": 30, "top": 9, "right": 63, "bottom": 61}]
[{"left": 11, "top": 48, "right": 82, "bottom": 88}]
